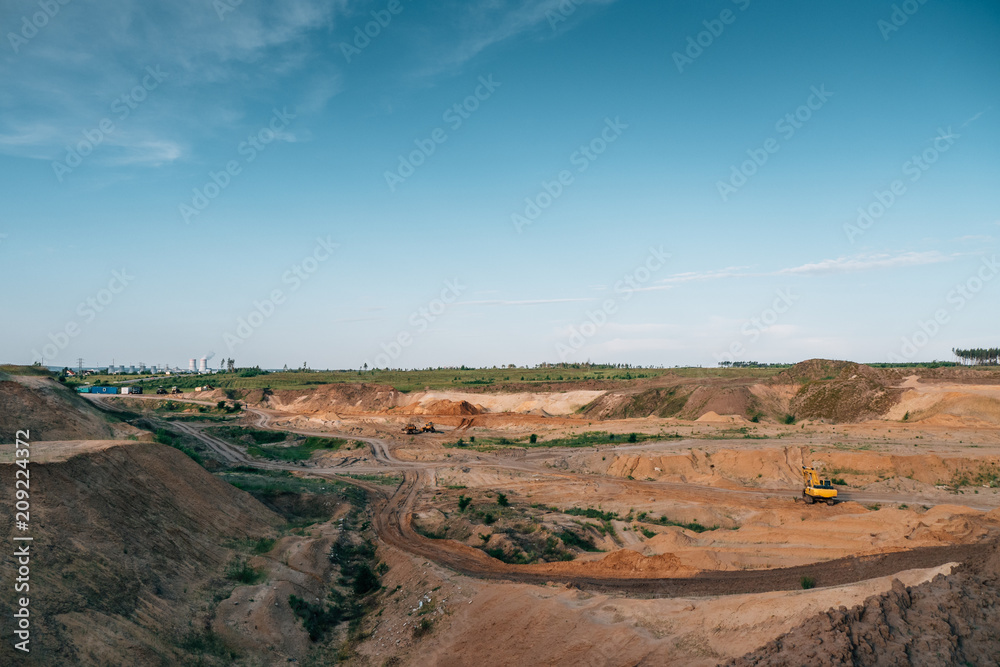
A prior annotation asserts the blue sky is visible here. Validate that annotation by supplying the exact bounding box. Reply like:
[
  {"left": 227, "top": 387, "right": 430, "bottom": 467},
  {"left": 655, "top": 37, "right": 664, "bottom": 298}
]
[{"left": 1, "top": 0, "right": 998, "bottom": 370}]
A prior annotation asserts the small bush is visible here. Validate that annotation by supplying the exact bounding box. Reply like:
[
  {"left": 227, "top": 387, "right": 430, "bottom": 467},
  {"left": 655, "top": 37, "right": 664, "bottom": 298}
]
[
  {"left": 288, "top": 595, "right": 341, "bottom": 642},
  {"left": 529, "top": 434, "right": 538, "bottom": 444},
  {"left": 225, "top": 558, "right": 265, "bottom": 585},
  {"left": 496, "top": 492, "right": 509, "bottom": 507},
  {"left": 413, "top": 617, "right": 434, "bottom": 638},
  {"left": 352, "top": 563, "right": 380, "bottom": 596},
  {"left": 783, "top": 414, "right": 796, "bottom": 425},
  {"left": 458, "top": 495, "right": 471, "bottom": 511},
  {"left": 800, "top": 576, "right": 816, "bottom": 590}
]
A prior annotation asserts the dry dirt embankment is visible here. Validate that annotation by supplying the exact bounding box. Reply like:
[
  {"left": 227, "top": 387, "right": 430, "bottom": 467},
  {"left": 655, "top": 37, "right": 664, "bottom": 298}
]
[
  {"left": 579, "top": 360, "right": 909, "bottom": 424},
  {"left": 0, "top": 441, "right": 280, "bottom": 666},
  {"left": 606, "top": 445, "right": 1000, "bottom": 490},
  {"left": 0, "top": 374, "right": 114, "bottom": 442},
  {"left": 727, "top": 539, "right": 1000, "bottom": 666}
]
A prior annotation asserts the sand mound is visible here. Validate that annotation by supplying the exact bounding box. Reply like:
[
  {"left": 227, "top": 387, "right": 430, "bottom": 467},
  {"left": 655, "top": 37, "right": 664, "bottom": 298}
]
[
  {"left": 394, "top": 399, "right": 483, "bottom": 416},
  {"left": 406, "top": 390, "right": 603, "bottom": 415},
  {"left": 790, "top": 363, "right": 902, "bottom": 423},
  {"left": 0, "top": 442, "right": 279, "bottom": 665},
  {"left": 0, "top": 375, "right": 114, "bottom": 442},
  {"left": 681, "top": 385, "right": 757, "bottom": 420},
  {"left": 582, "top": 386, "right": 693, "bottom": 420},
  {"left": 264, "top": 382, "right": 405, "bottom": 415},
  {"left": 533, "top": 549, "right": 695, "bottom": 577},
  {"left": 727, "top": 541, "right": 1000, "bottom": 666},
  {"left": 597, "top": 549, "right": 689, "bottom": 573}
]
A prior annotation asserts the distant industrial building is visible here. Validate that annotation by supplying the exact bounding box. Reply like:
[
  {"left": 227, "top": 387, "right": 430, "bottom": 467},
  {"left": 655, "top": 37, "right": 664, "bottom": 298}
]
[
  {"left": 189, "top": 358, "right": 196, "bottom": 372},
  {"left": 199, "top": 357, "right": 208, "bottom": 373}
]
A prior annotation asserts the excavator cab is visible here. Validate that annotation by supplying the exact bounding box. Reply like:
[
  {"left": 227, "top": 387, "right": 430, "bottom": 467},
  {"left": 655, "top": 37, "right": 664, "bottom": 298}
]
[
  {"left": 402, "top": 423, "right": 420, "bottom": 435},
  {"left": 802, "top": 466, "right": 838, "bottom": 505},
  {"left": 421, "top": 422, "right": 437, "bottom": 433}
]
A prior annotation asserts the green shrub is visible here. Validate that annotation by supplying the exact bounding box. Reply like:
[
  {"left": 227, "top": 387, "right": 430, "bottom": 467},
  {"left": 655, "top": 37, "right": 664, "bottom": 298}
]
[
  {"left": 225, "top": 558, "right": 265, "bottom": 585},
  {"left": 800, "top": 576, "right": 816, "bottom": 590},
  {"left": 496, "top": 493, "right": 509, "bottom": 507},
  {"left": 557, "top": 529, "right": 600, "bottom": 552},
  {"left": 288, "top": 595, "right": 341, "bottom": 642}
]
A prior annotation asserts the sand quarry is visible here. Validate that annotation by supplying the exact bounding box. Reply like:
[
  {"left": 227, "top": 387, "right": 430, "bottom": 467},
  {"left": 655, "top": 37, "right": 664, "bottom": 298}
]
[
  {"left": 5, "top": 361, "right": 1000, "bottom": 665},
  {"left": 208, "top": 363, "right": 1000, "bottom": 664}
]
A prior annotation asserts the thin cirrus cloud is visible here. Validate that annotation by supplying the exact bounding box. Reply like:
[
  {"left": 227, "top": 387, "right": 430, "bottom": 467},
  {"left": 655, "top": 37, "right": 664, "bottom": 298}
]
[
  {"left": 410, "top": 0, "right": 619, "bottom": 77},
  {"left": 458, "top": 297, "right": 595, "bottom": 307},
  {"left": 0, "top": 0, "right": 346, "bottom": 163},
  {"left": 653, "top": 251, "right": 953, "bottom": 286}
]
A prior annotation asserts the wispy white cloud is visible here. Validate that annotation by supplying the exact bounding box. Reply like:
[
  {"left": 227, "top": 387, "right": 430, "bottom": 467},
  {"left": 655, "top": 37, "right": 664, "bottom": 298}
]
[
  {"left": 412, "top": 0, "right": 619, "bottom": 77},
  {"left": 0, "top": 0, "right": 347, "bottom": 164},
  {"left": 653, "top": 251, "right": 951, "bottom": 286},
  {"left": 775, "top": 251, "right": 950, "bottom": 275},
  {"left": 961, "top": 108, "right": 989, "bottom": 127},
  {"left": 658, "top": 266, "right": 749, "bottom": 284},
  {"left": 459, "top": 297, "right": 594, "bottom": 307}
]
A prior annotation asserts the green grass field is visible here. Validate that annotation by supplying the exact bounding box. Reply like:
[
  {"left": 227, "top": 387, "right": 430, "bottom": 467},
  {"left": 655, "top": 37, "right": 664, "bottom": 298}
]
[
  {"left": 78, "top": 364, "right": 792, "bottom": 393},
  {"left": 64, "top": 359, "right": 981, "bottom": 395}
]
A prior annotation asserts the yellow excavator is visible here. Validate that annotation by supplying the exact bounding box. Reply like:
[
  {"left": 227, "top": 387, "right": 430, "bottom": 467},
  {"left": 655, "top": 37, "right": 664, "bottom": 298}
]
[
  {"left": 422, "top": 422, "right": 437, "bottom": 433},
  {"left": 402, "top": 423, "right": 420, "bottom": 435},
  {"left": 802, "top": 466, "right": 838, "bottom": 505}
]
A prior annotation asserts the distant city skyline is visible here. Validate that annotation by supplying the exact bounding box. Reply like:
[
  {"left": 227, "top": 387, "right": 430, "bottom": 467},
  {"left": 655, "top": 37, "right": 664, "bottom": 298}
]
[{"left": 2, "top": 1, "right": 998, "bottom": 368}]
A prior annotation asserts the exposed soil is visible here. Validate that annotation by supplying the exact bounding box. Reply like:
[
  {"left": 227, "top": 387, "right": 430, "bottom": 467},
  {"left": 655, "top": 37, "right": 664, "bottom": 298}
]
[
  {"left": 0, "top": 375, "right": 115, "bottom": 442},
  {"left": 0, "top": 442, "right": 280, "bottom": 666},
  {"left": 727, "top": 539, "right": 1000, "bottom": 666}
]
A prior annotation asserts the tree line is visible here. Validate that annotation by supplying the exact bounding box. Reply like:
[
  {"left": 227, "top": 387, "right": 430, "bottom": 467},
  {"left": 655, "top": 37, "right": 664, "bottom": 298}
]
[{"left": 952, "top": 348, "right": 1000, "bottom": 365}]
